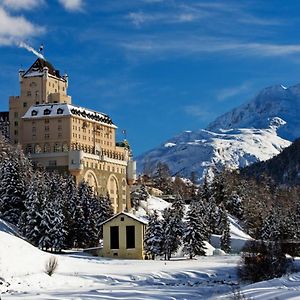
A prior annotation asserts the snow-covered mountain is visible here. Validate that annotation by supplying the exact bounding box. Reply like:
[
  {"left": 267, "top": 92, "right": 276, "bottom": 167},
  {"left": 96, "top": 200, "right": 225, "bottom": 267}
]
[
  {"left": 136, "top": 83, "right": 300, "bottom": 180},
  {"left": 207, "top": 84, "right": 300, "bottom": 141},
  {"left": 137, "top": 119, "right": 290, "bottom": 180}
]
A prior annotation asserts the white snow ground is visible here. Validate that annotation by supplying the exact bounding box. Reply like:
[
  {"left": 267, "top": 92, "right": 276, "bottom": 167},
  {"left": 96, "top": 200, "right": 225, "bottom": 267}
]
[{"left": 1, "top": 206, "right": 300, "bottom": 299}]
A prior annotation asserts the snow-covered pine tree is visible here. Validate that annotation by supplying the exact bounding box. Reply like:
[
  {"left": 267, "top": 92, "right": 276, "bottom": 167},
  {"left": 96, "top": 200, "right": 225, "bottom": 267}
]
[
  {"left": 161, "top": 196, "right": 185, "bottom": 260},
  {"left": 0, "top": 144, "right": 32, "bottom": 225},
  {"left": 183, "top": 201, "right": 207, "bottom": 259},
  {"left": 206, "top": 195, "right": 219, "bottom": 237},
  {"left": 144, "top": 210, "right": 164, "bottom": 259},
  {"left": 162, "top": 207, "right": 174, "bottom": 260},
  {"left": 63, "top": 175, "right": 79, "bottom": 248},
  {"left": 219, "top": 204, "right": 231, "bottom": 253},
  {"left": 39, "top": 172, "right": 66, "bottom": 252},
  {"left": 210, "top": 169, "right": 228, "bottom": 206},
  {"left": 130, "top": 184, "right": 149, "bottom": 209},
  {"left": 77, "top": 181, "right": 99, "bottom": 248},
  {"left": 260, "top": 204, "right": 282, "bottom": 242},
  {"left": 95, "top": 194, "right": 113, "bottom": 239},
  {"left": 20, "top": 171, "right": 47, "bottom": 246}
]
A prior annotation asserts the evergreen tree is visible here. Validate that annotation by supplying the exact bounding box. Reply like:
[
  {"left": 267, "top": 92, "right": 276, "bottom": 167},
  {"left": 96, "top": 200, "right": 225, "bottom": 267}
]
[
  {"left": 20, "top": 171, "right": 47, "bottom": 246},
  {"left": 183, "top": 202, "right": 207, "bottom": 259},
  {"left": 130, "top": 184, "right": 149, "bottom": 209},
  {"left": 162, "top": 196, "right": 185, "bottom": 260},
  {"left": 63, "top": 175, "right": 79, "bottom": 248},
  {"left": 0, "top": 144, "right": 32, "bottom": 224},
  {"left": 144, "top": 210, "right": 164, "bottom": 259},
  {"left": 219, "top": 205, "right": 231, "bottom": 253},
  {"left": 39, "top": 172, "right": 66, "bottom": 252}
]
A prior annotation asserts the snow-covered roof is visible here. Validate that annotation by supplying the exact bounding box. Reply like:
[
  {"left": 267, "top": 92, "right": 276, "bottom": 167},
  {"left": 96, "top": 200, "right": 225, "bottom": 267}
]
[
  {"left": 22, "top": 103, "right": 116, "bottom": 128},
  {"left": 23, "top": 58, "right": 63, "bottom": 79},
  {"left": 100, "top": 212, "right": 148, "bottom": 226}
]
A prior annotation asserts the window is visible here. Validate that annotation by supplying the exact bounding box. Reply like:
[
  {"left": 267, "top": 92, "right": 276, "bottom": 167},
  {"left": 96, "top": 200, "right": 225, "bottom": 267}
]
[
  {"left": 27, "top": 91, "right": 31, "bottom": 96},
  {"left": 32, "top": 127, "right": 36, "bottom": 133},
  {"left": 62, "top": 142, "right": 68, "bottom": 152},
  {"left": 45, "top": 119, "right": 49, "bottom": 124},
  {"left": 126, "top": 226, "right": 135, "bottom": 249},
  {"left": 31, "top": 110, "right": 37, "bottom": 116},
  {"left": 54, "top": 143, "right": 61, "bottom": 152},
  {"left": 110, "top": 226, "right": 119, "bottom": 249},
  {"left": 14, "top": 112, "right": 18, "bottom": 118},
  {"left": 44, "top": 143, "right": 51, "bottom": 152},
  {"left": 45, "top": 126, "right": 49, "bottom": 131},
  {"left": 45, "top": 133, "right": 50, "bottom": 139},
  {"left": 23, "top": 102, "right": 28, "bottom": 108},
  {"left": 34, "top": 144, "right": 41, "bottom": 153},
  {"left": 57, "top": 108, "right": 64, "bottom": 114},
  {"left": 44, "top": 109, "right": 51, "bottom": 115},
  {"left": 14, "top": 121, "right": 18, "bottom": 126}
]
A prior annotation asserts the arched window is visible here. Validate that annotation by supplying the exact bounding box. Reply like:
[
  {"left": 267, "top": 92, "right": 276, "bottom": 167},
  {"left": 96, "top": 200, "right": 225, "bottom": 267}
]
[
  {"left": 44, "top": 143, "right": 51, "bottom": 152},
  {"left": 34, "top": 144, "right": 41, "bottom": 153},
  {"left": 62, "top": 142, "right": 68, "bottom": 152},
  {"left": 54, "top": 143, "right": 61, "bottom": 152}
]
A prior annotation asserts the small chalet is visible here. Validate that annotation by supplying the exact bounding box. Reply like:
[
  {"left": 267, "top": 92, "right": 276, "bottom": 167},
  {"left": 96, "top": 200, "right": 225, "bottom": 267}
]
[{"left": 100, "top": 212, "right": 148, "bottom": 259}]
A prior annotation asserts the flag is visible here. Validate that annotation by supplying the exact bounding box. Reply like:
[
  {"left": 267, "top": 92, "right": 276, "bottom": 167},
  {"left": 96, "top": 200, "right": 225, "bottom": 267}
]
[
  {"left": 39, "top": 44, "right": 44, "bottom": 52},
  {"left": 122, "top": 129, "right": 126, "bottom": 135}
]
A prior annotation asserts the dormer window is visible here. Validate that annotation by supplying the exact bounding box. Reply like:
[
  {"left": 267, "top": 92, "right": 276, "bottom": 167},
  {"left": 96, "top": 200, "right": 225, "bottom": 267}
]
[
  {"left": 57, "top": 108, "right": 64, "bottom": 115},
  {"left": 44, "top": 109, "right": 51, "bottom": 115},
  {"left": 31, "top": 110, "right": 38, "bottom": 116}
]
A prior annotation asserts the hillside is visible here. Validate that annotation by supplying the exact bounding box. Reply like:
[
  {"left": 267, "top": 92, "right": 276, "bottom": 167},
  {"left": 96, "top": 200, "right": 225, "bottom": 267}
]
[{"left": 241, "top": 138, "right": 300, "bottom": 185}]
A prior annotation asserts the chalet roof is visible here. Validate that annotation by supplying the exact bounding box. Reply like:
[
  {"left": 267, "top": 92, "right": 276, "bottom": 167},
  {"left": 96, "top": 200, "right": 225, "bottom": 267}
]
[
  {"left": 23, "top": 58, "right": 63, "bottom": 79},
  {"left": 100, "top": 212, "right": 148, "bottom": 226},
  {"left": 22, "top": 103, "right": 116, "bottom": 128}
]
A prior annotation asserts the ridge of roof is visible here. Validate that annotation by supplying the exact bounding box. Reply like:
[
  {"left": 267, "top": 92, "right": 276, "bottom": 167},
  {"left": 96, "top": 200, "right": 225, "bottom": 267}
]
[{"left": 99, "top": 211, "right": 148, "bottom": 226}]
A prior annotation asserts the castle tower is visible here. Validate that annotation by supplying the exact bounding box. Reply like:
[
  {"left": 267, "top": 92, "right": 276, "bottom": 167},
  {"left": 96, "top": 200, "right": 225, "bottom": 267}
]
[{"left": 9, "top": 58, "right": 135, "bottom": 213}]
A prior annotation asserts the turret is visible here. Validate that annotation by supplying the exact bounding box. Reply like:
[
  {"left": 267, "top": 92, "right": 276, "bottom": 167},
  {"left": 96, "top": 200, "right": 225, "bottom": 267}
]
[
  {"left": 63, "top": 73, "right": 68, "bottom": 87},
  {"left": 18, "top": 69, "right": 25, "bottom": 82},
  {"left": 43, "top": 66, "right": 49, "bottom": 79}
]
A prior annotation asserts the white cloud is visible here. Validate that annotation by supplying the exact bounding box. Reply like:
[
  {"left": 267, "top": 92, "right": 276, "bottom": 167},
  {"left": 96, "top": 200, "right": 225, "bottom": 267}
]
[
  {"left": 217, "top": 83, "right": 250, "bottom": 102},
  {"left": 184, "top": 105, "right": 215, "bottom": 120},
  {"left": 0, "top": 0, "right": 44, "bottom": 11},
  {"left": 127, "top": 10, "right": 203, "bottom": 27},
  {"left": 120, "top": 36, "right": 300, "bottom": 59},
  {"left": 0, "top": 6, "right": 44, "bottom": 46},
  {"left": 58, "top": 0, "right": 84, "bottom": 12}
]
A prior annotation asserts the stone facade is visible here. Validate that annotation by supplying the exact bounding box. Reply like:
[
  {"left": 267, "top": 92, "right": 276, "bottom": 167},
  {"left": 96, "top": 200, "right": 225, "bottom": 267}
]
[{"left": 8, "top": 58, "right": 136, "bottom": 213}]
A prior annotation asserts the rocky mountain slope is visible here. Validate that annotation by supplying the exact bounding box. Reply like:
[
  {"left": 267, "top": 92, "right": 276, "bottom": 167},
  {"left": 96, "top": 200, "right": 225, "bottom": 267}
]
[{"left": 136, "top": 83, "right": 300, "bottom": 180}]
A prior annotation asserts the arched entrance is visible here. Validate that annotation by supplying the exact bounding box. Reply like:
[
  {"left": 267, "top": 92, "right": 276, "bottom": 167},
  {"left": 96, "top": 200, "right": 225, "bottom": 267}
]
[
  {"left": 84, "top": 170, "right": 99, "bottom": 194},
  {"left": 107, "top": 174, "right": 120, "bottom": 213}
]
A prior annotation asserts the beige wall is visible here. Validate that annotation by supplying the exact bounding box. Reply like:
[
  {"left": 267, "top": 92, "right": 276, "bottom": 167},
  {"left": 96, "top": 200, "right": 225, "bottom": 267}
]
[{"left": 101, "top": 214, "right": 146, "bottom": 259}]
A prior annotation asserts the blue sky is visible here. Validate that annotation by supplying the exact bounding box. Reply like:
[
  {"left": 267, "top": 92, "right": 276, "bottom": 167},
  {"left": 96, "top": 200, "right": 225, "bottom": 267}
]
[{"left": 1, "top": 0, "right": 300, "bottom": 155}]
